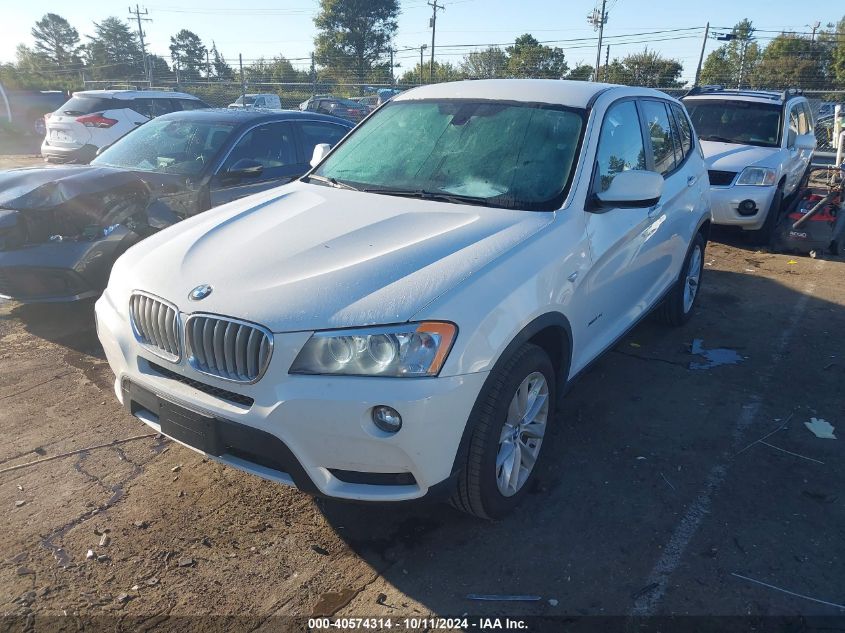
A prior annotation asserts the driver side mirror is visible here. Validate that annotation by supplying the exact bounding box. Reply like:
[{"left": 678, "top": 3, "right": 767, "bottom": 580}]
[
  {"left": 310, "top": 143, "right": 331, "bottom": 167},
  {"left": 794, "top": 133, "right": 816, "bottom": 151},
  {"left": 594, "top": 170, "right": 664, "bottom": 209},
  {"left": 223, "top": 158, "right": 264, "bottom": 180}
]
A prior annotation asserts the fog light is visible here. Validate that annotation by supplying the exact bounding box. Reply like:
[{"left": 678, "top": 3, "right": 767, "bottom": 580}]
[
  {"left": 372, "top": 405, "right": 402, "bottom": 433},
  {"left": 738, "top": 199, "right": 757, "bottom": 216}
]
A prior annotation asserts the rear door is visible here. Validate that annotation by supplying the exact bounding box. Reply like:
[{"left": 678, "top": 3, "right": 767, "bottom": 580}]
[{"left": 209, "top": 121, "right": 302, "bottom": 206}]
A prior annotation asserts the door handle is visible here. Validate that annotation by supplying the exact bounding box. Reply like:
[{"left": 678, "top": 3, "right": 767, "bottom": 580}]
[
  {"left": 687, "top": 175, "right": 697, "bottom": 187},
  {"left": 568, "top": 271, "right": 579, "bottom": 283}
]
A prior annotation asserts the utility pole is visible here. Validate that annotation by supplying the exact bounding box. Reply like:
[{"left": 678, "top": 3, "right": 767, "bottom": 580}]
[
  {"left": 206, "top": 48, "right": 211, "bottom": 83},
  {"left": 390, "top": 47, "right": 395, "bottom": 86},
  {"left": 694, "top": 22, "right": 710, "bottom": 87},
  {"left": 428, "top": 1, "right": 444, "bottom": 83},
  {"left": 310, "top": 52, "right": 316, "bottom": 96},
  {"left": 604, "top": 44, "right": 610, "bottom": 78},
  {"left": 239, "top": 53, "right": 245, "bottom": 103},
  {"left": 736, "top": 28, "right": 755, "bottom": 89},
  {"left": 420, "top": 44, "right": 428, "bottom": 84},
  {"left": 587, "top": 0, "right": 608, "bottom": 81},
  {"left": 810, "top": 21, "right": 820, "bottom": 42},
  {"left": 128, "top": 5, "right": 152, "bottom": 86}
]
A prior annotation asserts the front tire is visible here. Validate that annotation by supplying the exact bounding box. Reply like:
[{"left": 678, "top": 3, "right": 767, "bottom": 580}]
[
  {"left": 658, "top": 232, "right": 706, "bottom": 326},
  {"left": 451, "top": 343, "right": 556, "bottom": 520},
  {"left": 747, "top": 185, "right": 784, "bottom": 246}
]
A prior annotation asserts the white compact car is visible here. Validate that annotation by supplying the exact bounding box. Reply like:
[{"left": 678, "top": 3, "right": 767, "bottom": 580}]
[
  {"left": 682, "top": 87, "right": 816, "bottom": 243},
  {"left": 96, "top": 80, "right": 711, "bottom": 518},
  {"left": 228, "top": 94, "right": 282, "bottom": 110},
  {"left": 41, "top": 89, "right": 209, "bottom": 163}
]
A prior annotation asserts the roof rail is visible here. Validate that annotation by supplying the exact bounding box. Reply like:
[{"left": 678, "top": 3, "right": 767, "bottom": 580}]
[
  {"left": 683, "top": 85, "right": 723, "bottom": 97},
  {"left": 782, "top": 87, "right": 803, "bottom": 100}
]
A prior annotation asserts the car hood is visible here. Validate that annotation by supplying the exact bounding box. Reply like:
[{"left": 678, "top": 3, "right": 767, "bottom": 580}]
[
  {"left": 699, "top": 141, "right": 781, "bottom": 172},
  {"left": 111, "top": 182, "right": 552, "bottom": 332}
]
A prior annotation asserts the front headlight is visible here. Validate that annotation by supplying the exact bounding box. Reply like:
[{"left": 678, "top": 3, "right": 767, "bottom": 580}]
[
  {"left": 736, "top": 167, "right": 777, "bottom": 186},
  {"left": 289, "top": 321, "right": 457, "bottom": 377}
]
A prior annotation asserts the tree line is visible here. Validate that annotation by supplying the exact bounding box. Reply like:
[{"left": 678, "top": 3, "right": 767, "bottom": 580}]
[{"left": 1, "top": 1, "right": 843, "bottom": 93}]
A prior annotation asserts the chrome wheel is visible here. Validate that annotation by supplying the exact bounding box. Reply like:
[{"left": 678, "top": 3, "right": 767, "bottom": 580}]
[
  {"left": 683, "top": 245, "right": 702, "bottom": 313},
  {"left": 495, "top": 371, "right": 549, "bottom": 497}
]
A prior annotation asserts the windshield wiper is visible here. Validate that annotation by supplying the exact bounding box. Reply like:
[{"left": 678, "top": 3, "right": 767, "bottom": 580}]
[
  {"left": 700, "top": 135, "right": 739, "bottom": 144},
  {"left": 362, "top": 187, "right": 491, "bottom": 207},
  {"left": 304, "top": 174, "right": 360, "bottom": 191}
]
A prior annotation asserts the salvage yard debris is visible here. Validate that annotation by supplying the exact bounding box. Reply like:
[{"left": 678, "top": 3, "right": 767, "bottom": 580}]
[
  {"left": 804, "top": 417, "right": 836, "bottom": 439},
  {"left": 688, "top": 339, "right": 744, "bottom": 370}
]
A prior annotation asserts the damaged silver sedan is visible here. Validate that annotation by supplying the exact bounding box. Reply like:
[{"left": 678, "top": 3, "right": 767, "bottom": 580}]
[{"left": 0, "top": 108, "right": 352, "bottom": 302}]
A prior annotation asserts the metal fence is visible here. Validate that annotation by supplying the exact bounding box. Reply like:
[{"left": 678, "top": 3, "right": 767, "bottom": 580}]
[{"left": 80, "top": 80, "right": 845, "bottom": 155}]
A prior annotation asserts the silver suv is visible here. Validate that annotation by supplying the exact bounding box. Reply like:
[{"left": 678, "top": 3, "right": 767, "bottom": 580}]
[{"left": 682, "top": 87, "right": 816, "bottom": 243}]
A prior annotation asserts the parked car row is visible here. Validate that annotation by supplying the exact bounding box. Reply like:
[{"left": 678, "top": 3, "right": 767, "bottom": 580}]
[
  {"left": 0, "top": 108, "right": 352, "bottom": 301},
  {"left": 0, "top": 78, "right": 818, "bottom": 520},
  {"left": 0, "top": 83, "right": 69, "bottom": 137}
]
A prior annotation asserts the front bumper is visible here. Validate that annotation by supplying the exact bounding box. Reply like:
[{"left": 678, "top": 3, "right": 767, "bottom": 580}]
[
  {"left": 95, "top": 291, "right": 487, "bottom": 501},
  {"left": 0, "top": 228, "right": 138, "bottom": 302},
  {"left": 709, "top": 184, "right": 778, "bottom": 230}
]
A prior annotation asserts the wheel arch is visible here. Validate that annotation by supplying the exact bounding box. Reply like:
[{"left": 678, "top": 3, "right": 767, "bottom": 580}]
[{"left": 448, "top": 312, "right": 573, "bottom": 478}]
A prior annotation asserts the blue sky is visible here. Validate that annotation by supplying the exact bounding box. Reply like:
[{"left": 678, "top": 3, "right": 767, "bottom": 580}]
[{"left": 3, "top": 0, "right": 841, "bottom": 83}]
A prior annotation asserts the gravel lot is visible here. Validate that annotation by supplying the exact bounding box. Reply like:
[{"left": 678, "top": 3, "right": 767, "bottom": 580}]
[{"left": 1, "top": 151, "right": 844, "bottom": 625}]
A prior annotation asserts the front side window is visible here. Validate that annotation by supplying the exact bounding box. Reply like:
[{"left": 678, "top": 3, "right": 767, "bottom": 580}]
[
  {"left": 221, "top": 123, "right": 296, "bottom": 171},
  {"left": 787, "top": 106, "right": 800, "bottom": 147},
  {"left": 595, "top": 100, "right": 646, "bottom": 193},
  {"left": 92, "top": 118, "right": 234, "bottom": 175},
  {"left": 314, "top": 100, "right": 585, "bottom": 211},
  {"left": 642, "top": 100, "right": 676, "bottom": 176},
  {"left": 683, "top": 99, "right": 781, "bottom": 147}
]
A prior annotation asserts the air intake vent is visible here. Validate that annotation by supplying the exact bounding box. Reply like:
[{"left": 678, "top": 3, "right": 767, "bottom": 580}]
[
  {"left": 129, "top": 292, "right": 181, "bottom": 362},
  {"left": 708, "top": 170, "right": 737, "bottom": 187},
  {"left": 185, "top": 315, "right": 272, "bottom": 383}
]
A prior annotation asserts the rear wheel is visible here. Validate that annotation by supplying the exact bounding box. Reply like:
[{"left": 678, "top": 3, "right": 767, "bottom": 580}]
[
  {"left": 658, "top": 232, "right": 706, "bottom": 326},
  {"left": 451, "top": 343, "right": 556, "bottom": 520}
]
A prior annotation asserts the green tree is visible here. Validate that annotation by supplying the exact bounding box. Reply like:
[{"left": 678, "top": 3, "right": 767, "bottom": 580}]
[
  {"left": 505, "top": 34, "right": 568, "bottom": 78},
  {"left": 313, "top": 0, "right": 399, "bottom": 83},
  {"left": 85, "top": 17, "right": 144, "bottom": 79},
  {"left": 602, "top": 49, "right": 684, "bottom": 87},
  {"left": 460, "top": 47, "right": 507, "bottom": 79},
  {"left": 170, "top": 29, "right": 206, "bottom": 80},
  {"left": 699, "top": 19, "right": 761, "bottom": 87},
  {"left": 210, "top": 42, "right": 234, "bottom": 80},
  {"left": 400, "top": 61, "right": 462, "bottom": 84},
  {"left": 565, "top": 64, "right": 594, "bottom": 81},
  {"left": 31, "top": 13, "right": 81, "bottom": 69},
  {"left": 823, "top": 16, "right": 845, "bottom": 88},
  {"left": 247, "top": 55, "right": 308, "bottom": 83},
  {"left": 751, "top": 33, "right": 826, "bottom": 89},
  {"left": 147, "top": 54, "right": 172, "bottom": 82}
]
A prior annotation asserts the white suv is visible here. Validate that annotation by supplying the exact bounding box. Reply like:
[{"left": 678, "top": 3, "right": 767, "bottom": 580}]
[
  {"left": 96, "top": 80, "right": 711, "bottom": 518},
  {"left": 682, "top": 87, "right": 816, "bottom": 243},
  {"left": 41, "top": 90, "right": 209, "bottom": 163}
]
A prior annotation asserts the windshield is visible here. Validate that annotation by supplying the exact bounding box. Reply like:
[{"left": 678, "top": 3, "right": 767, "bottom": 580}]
[
  {"left": 684, "top": 99, "right": 782, "bottom": 147},
  {"left": 92, "top": 118, "right": 235, "bottom": 176},
  {"left": 313, "top": 99, "right": 585, "bottom": 211}
]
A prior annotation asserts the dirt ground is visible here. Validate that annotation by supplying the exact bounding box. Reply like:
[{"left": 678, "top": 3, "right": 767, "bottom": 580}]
[{"left": 1, "top": 151, "right": 844, "bottom": 628}]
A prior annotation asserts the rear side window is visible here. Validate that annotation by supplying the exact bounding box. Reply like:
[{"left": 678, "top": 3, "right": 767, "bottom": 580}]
[
  {"left": 787, "top": 107, "right": 800, "bottom": 146},
  {"left": 796, "top": 103, "right": 811, "bottom": 135},
  {"left": 131, "top": 98, "right": 175, "bottom": 118},
  {"left": 671, "top": 104, "right": 693, "bottom": 158},
  {"left": 58, "top": 95, "right": 118, "bottom": 116},
  {"left": 594, "top": 100, "right": 646, "bottom": 193},
  {"left": 299, "top": 122, "right": 349, "bottom": 156},
  {"left": 642, "top": 100, "right": 677, "bottom": 175}
]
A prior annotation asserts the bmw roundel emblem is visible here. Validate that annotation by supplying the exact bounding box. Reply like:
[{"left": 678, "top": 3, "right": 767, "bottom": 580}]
[{"left": 189, "top": 284, "right": 213, "bottom": 301}]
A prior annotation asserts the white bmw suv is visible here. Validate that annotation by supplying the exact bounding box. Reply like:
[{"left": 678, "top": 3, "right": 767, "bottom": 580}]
[
  {"left": 682, "top": 87, "right": 816, "bottom": 243},
  {"left": 96, "top": 80, "right": 711, "bottom": 518}
]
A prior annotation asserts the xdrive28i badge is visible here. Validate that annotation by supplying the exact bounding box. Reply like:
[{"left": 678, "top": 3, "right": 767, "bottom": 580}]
[{"left": 189, "top": 284, "right": 213, "bottom": 301}]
